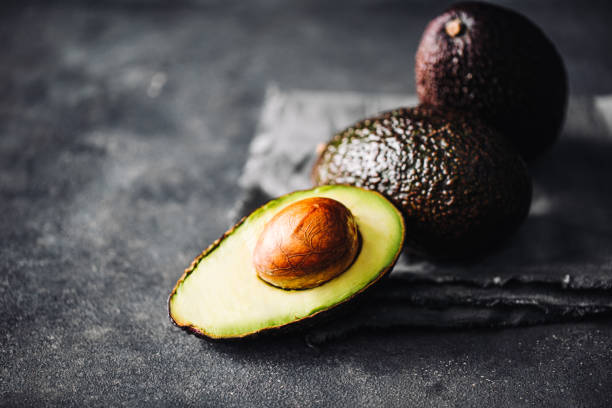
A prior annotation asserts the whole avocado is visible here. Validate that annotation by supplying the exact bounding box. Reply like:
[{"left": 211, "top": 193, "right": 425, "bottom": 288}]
[
  {"left": 415, "top": 2, "right": 568, "bottom": 159},
  {"left": 312, "top": 105, "right": 532, "bottom": 259}
]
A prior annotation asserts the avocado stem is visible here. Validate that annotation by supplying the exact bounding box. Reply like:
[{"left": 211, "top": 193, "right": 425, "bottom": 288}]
[{"left": 445, "top": 18, "right": 465, "bottom": 38}]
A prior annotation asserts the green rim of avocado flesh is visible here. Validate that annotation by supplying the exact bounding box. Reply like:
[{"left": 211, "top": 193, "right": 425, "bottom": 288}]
[{"left": 168, "top": 185, "right": 405, "bottom": 340}]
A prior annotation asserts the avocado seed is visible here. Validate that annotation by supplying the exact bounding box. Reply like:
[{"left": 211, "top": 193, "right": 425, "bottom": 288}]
[{"left": 253, "top": 197, "right": 360, "bottom": 290}]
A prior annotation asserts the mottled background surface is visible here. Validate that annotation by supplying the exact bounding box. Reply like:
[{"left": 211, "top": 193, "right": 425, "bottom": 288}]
[{"left": 1, "top": 1, "right": 612, "bottom": 406}]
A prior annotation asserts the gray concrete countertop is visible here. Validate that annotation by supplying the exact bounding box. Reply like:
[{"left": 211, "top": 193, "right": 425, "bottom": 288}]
[{"left": 2, "top": 1, "right": 611, "bottom": 406}]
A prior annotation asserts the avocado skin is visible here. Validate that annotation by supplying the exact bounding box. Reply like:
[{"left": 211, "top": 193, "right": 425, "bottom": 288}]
[
  {"left": 312, "top": 105, "right": 532, "bottom": 259},
  {"left": 416, "top": 2, "right": 568, "bottom": 160}
]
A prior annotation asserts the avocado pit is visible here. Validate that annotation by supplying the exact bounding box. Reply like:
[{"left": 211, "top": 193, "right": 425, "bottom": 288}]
[{"left": 253, "top": 197, "right": 360, "bottom": 290}]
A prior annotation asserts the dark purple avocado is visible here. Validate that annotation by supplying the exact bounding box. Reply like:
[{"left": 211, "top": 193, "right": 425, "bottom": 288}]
[
  {"left": 312, "top": 105, "right": 532, "bottom": 260},
  {"left": 416, "top": 2, "right": 568, "bottom": 160}
]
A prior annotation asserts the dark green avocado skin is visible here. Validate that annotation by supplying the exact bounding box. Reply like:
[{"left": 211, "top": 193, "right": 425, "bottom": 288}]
[
  {"left": 312, "top": 105, "right": 532, "bottom": 259},
  {"left": 416, "top": 1, "right": 568, "bottom": 160}
]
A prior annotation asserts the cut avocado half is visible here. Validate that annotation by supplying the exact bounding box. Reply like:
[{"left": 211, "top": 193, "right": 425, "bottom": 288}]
[{"left": 168, "top": 185, "right": 405, "bottom": 340}]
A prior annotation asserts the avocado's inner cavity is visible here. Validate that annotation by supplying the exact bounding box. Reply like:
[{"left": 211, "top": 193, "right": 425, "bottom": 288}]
[
  {"left": 253, "top": 197, "right": 360, "bottom": 290},
  {"left": 445, "top": 18, "right": 465, "bottom": 38}
]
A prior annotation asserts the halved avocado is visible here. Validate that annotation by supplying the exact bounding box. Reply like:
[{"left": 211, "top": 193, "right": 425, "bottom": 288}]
[{"left": 168, "top": 185, "right": 405, "bottom": 340}]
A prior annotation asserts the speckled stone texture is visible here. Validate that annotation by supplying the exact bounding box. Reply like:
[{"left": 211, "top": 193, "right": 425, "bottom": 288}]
[{"left": 2, "top": 1, "right": 612, "bottom": 407}]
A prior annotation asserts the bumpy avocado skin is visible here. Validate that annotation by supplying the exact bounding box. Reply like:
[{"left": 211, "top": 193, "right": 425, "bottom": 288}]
[
  {"left": 312, "top": 105, "right": 532, "bottom": 259},
  {"left": 416, "top": 2, "right": 568, "bottom": 159}
]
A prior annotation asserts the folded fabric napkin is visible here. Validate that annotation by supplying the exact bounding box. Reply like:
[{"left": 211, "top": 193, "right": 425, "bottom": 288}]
[{"left": 234, "top": 86, "right": 612, "bottom": 343}]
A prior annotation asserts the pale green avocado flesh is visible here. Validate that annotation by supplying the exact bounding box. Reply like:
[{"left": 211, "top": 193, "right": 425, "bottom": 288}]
[{"left": 168, "top": 185, "right": 405, "bottom": 339}]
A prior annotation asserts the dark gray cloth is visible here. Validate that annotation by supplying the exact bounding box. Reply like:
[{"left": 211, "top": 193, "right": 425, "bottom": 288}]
[{"left": 235, "top": 88, "right": 612, "bottom": 340}]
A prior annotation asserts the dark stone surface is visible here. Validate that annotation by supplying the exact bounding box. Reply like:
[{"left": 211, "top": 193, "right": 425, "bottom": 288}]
[{"left": 2, "top": 1, "right": 612, "bottom": 406}]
